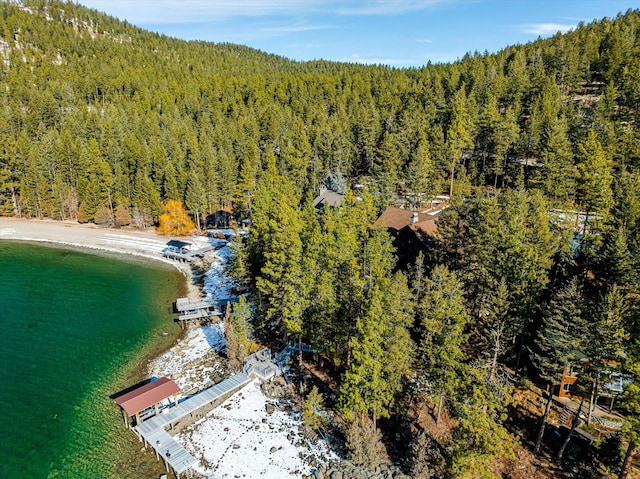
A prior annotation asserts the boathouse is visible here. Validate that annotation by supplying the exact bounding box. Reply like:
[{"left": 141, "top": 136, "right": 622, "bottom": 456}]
[
  {"left": 113, "top": 377, "right": 180, "bottom": 426},
  {"left": 175, "top": 297, "right": 222, "bottom": 328},
  {"left": 162, "top": 240, "right": 215, "bottom": 262}
]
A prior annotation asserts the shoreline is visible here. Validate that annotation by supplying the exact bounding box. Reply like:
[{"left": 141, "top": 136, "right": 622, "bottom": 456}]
[
  {"left": 1, "top": 217, "right": 338, "bottom": 477},
  {"left": 0, "top": 216, "right": 208, "bottom": 477},
  {"left": 0, "top": 216, "right": 204, "bottom": 300}
]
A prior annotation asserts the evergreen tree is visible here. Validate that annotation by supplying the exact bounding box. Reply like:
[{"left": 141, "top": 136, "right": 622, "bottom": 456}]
[
  {"left": 618, "top": 356, "right": 640, "bottom": 479},
  {"left": 405, "top": 132, "right": 435, "bottom": 207},
  {"left": 530, "top": 278, "right": 585, "bottom": 453},
  {"left": 185, "top": 168, "right": 206, "bottom": 229},
  {"left": 302, "top": 386, "right": 328, "bottom": 435},
  {"left": 250, "top": 153, "right": 304, "bottom": 340},
  {"left": 229, "top": 295, "right": 252, "bottom": 358},
  {"left": 540, "top": 115, "right": 575, "bottom": 203},
  {"left": 445, "top": 86, "right": 475, "bottom": 199},
  {"left": 576, "top": 129, "right": 614, "bottom": 230},
  {"left": 451, "top": 371, "right": 516, "bottom": 478},
  {"left": 419, "top": 265, "right": 470, "bottom": 425},
  {"left": 583, "top": 285, "right": 628, "bottom": 424}
]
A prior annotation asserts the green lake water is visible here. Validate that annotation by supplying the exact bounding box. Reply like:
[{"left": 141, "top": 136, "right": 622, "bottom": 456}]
[{"left": 0, "top": 241, "right": 185, "bottom": 478}]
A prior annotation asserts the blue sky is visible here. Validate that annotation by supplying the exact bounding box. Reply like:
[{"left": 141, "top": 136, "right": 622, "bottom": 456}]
[{"left": 77, "top": 0, "right": 639, "bottom": 68}]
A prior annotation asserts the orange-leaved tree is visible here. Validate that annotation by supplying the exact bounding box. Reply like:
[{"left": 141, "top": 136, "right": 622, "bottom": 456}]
[{"left": 157, "top": 199, "right": 195, "bottom": 236}]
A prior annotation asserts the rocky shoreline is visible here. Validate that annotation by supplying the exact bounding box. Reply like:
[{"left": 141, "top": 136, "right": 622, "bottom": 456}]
[{"left": 307, "top": 460, "right": 411, "bottom": 479}]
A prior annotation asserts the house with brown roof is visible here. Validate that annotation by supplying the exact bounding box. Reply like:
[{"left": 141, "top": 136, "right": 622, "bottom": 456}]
[
  {"left": 559, "top": 359, "right": 632, "bottom": 408},
  {"left": 374, "top": 203, "right": 446, "bottom": 264}
]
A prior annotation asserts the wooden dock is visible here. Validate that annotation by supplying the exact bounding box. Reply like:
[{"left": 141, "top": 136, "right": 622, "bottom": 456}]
[
  {"left": 133, "top": 372, "right": 251, "bottom": 477},
  {"left": 162, "top": 245, "right": 216, "bottom": 262},
  {"left": 128, "top": 347, "right": 286, "bottom": 477},
  {"left": 175, "top": 297, "right": 222, "bottom": 327},
  {"left": 176, "top": 298, "right": 214, "bottom": 312}
]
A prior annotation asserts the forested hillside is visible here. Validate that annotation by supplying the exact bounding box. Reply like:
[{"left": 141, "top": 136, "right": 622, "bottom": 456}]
[
  {"left": 1, "top": 1, "right": 639, "bottom": 224},
  {"left": 2, "top": 1, "right": 640, "bottom": 477}
]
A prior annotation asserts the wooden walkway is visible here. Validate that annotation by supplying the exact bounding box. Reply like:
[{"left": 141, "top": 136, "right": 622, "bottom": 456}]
[
  {"left": 134, "top": 372, "right": 251, "bottom": 476},
  {"left": 178, "top": 310, "right": 221, "bottom": 322}
]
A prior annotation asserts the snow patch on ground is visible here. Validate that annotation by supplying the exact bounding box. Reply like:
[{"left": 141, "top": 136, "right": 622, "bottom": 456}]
[
  {"left": 149, "top": 323, "right": 226, "bottom": 393},
  {"left": 199, "top": 229, "right": 244, "bottom": 303},
  {"left": 177, "top": 379, "right": 336, "bottom": 479}
]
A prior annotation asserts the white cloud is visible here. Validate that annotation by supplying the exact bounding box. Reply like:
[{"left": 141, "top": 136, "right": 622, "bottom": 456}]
[
  {"left": 259, "top": 21, "right": 333, "bottom": 34},
  {"left": 334, "top": 0, "right": 457, "bottom": 16},
  {"left": 78, "top": 0, "right": 463, "bottom": 24},
  {"left": 520, "top": 23, "right": 575, "bottom": 36},
  {"left": 416, "top": 38, "right": 432, "bottom": 43}
]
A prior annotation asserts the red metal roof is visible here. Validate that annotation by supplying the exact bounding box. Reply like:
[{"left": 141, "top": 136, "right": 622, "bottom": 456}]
[{"left": 113, "top": 377, "right": 180, "bottom": 416}]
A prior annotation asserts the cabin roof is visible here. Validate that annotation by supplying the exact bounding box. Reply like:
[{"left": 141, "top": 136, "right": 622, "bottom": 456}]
[
  {"left": 166, "top": 239, "right": 191, "bottom": 249},
  {"left": 313, "top": 189, "right": 344, "bottom": 209},
  {"left": 373, "top": 207, "right": 431, "bottom": 233},
  {"left": 113, "top": 377, "right": 180, "bottom": 416}
]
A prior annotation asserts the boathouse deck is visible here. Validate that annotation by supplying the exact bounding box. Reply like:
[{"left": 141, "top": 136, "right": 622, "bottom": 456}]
[
  {"left": 162, "top": 244, "right": 215, "bottom": 262},
  {"left": 178, "top": 310, "right": 221, "bottom": 322},
  {"left": 133, "top": 372, "right": 251, "bottom": 476},
  {"left": 242, "top": 349, "right": 281, "bottom": 381},
  {"left": 175, "top": 297, "right": 222, "bottom": 326},
  {"left": 175, "top": 298, "right": 215, "bottom": 312}
]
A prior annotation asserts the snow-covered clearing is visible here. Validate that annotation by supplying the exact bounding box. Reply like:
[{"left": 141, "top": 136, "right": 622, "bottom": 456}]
[{"left": 178, "top": 379, "right": 336, "bottom": 479}]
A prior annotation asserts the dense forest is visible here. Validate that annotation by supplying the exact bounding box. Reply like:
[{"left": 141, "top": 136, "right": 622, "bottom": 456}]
[{"left": 2, "top": 1, "right": 640, "bottom": 478}]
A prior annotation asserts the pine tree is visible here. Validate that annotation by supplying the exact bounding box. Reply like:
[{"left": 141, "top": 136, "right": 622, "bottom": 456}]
[
  {"left": 250, "top": 152, "right": 304, "bottom": 340},
  {"left": 302, "top": 386, "right": 328, "bottom": 435},
  {"left": 419, "top": 265, "right": 470, "bottom": 425},
  {"left": 339, "top": 285, "right": 388, "bottom": 425},
  {"left": 230, "top": 295, "right": 252, "bottom": 358},
  {"left": 583, "top": 285, "right": 628, "bottom": 424},
  {"left": 405, "top": 132, "right": 434, "bottom": 207},
  {"left": 530, "top": 278, "right": 585, "bottom": 453},
  {"left": 338, "top": 229, "right": 406, "bottom": 426},
  {"left": 344, "top": 416, "right": 387, "bottom": 468},
  {"left": 451, "top": 371, "right": 516, "bottom": 478},
  {"left": 446, "top": 86, "right": 475, "bottom": 199},
  {"left": 618, "top": 353, "right": 640, "bottom": 479},
  {"left": 114, "top": 204, "right": 131, "bottom": 227},
  {"left": 185, "top": 168, "right": 206, "bottom": 229},
  {"left": 540, "top": 115, "right": 575, "bottom": 203},
  {"left": 576, "top": 129, "right": 614, "bottom": 230}
]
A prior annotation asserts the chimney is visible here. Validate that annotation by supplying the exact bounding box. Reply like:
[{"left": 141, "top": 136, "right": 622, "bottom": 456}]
[{"left": 410, "top": 212, "right": 418, "bottom": 224}]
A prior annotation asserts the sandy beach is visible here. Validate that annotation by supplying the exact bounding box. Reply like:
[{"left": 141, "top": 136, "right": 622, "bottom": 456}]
[
  {"left": 0, "top": 216, "right": 184, "bottom": 261},
  {"left": 0, "top": 216, "right": 208, "bottom": 296}
]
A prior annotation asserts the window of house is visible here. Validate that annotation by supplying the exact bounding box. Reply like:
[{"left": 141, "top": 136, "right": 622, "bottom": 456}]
[{"left": 568, "top": 364, "right": 582, "bottom": 377}]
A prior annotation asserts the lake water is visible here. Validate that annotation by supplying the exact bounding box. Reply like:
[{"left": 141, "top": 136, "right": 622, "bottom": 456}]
[{"left": 0, "top": 241, "right": 185, "bottom": 478}]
